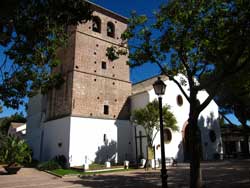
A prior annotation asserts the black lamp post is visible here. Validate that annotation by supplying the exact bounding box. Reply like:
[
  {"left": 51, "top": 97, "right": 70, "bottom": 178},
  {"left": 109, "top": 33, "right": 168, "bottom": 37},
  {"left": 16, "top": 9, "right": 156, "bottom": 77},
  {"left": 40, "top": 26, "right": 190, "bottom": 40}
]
[{"left": 153, "top": 77, "right": 168, "bottom": 188}]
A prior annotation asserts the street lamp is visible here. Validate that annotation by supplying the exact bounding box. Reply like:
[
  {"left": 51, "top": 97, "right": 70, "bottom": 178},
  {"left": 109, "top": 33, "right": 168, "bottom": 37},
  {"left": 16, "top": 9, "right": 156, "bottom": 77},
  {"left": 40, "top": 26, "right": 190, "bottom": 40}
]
[{"left": 153, "top": 77, "right": 168, "bottom": 188}]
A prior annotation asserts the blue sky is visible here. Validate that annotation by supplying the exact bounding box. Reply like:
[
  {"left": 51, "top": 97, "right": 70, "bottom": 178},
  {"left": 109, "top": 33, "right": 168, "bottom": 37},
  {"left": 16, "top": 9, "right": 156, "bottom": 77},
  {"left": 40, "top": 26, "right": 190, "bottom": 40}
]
[
  {"left": 92, "top": 0, "right": 165, "bottom": 83},
  {"left": 0, "top": 0, "right": 165, "bottom": 118},
  {"left": 0, "top": 0, "right": 242, "bottom": 125}
]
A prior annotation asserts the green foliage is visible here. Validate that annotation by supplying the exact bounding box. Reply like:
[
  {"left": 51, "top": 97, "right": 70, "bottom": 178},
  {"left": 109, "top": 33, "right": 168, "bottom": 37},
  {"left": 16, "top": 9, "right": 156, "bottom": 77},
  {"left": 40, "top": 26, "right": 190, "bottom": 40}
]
[
  {"left": 37, "top": 160, "right": 62, "bottom": 171},
  {"left": 53, "top": 155, "right": 67, "bottom": 169},
  {"left": 110, "top": 1, "right": 250, "bottom": 186},
  {"left": 214, "top": 70, "right": 250, "bottom": 126},
  {"left": 0, "top": 0, "right": 93, "bottom": 109},
  {"left": 51, "top": 168, "right": 132, "bottom": 176},
  {"left": 0, "top": 113, "right": 26, "bottom": 135},
  {"left": 89, "top": 163, "right": 106, "bottom": 170},
  {"left": 37, "top": 155, "right": 68, "bottom": 170},
  {"left": 117, "top": 0, "right": 250, "bottom": 113},
  {"left": 0, "top": 136, "right": 32, "bottom": 166},
  {"left": 51, "top": 168, "right": 81, "bottom": 176},
  {"left": 218, "top": 116, "right": 227, "bottom": 128},
  {"left": 132, "top": 100, "right": 178, "bottom": 147}
]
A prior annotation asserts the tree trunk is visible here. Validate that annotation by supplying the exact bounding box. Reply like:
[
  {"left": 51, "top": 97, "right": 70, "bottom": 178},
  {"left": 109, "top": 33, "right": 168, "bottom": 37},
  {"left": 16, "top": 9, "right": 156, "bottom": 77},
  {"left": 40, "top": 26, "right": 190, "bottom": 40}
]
[{"left": 189, "top": 116, "right": 202, "bottom": 188}]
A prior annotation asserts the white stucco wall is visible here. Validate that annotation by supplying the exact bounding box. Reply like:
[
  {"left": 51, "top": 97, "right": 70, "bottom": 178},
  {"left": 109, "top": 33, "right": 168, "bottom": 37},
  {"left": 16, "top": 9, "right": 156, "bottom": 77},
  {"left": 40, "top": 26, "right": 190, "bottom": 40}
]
[
  {"left": 132, "top": 75, "right": 221, "bottom": 161},
  {"left": 116, "top": 120, "right": 135, "bottom": 162},
  {"left": 41, "top": 117, "right": 71, "bottom": 162},
  {"left": 147, "top": 77, "right": 190, "bottom": 161},
  {"left": 69, "top": 117, "right": 133, "bottom": 167},
  {"left": 26, "top": 94, "right": 44, "bottom": 160},
  {"left": 27, "top": 74, "right": 222, "bottom": 165},
  {"left": 197, "top": 91, "right": 222, "bottom": 159}
]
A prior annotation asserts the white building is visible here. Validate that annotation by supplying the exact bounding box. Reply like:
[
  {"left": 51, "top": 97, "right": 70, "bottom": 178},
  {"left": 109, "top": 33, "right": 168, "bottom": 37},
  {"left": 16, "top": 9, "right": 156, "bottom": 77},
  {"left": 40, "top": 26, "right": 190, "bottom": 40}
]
[
  {"left": 26, "top": 2, "right": 222, "bottom": 167},
  {"left": 8, "top": 122, "right": 26, "bottom": 139},
  {"left": 131, "top": 75, "right": 222, "bottom": 162}
]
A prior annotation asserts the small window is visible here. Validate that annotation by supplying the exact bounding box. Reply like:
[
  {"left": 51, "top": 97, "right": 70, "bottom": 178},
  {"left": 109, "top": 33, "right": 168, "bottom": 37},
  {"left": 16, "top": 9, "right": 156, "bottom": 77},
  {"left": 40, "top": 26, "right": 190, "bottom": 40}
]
[
  {"left": 92, "top": 16, "right": 101, "bottom": 33},
  {"left": 107, "top": 22, "right": 115, "bottom": 38},
  {"left": 103, "top": 134, "right": 107, "bottom": 142},
  {"left": 102, "top": 61, "right": 107, "bottom": 69},
  {"left": 58, "top": 142, "right": 62, "bottom": 147},
  {"left": 104, "top": 105, "right": 109, "bottom": 115}
]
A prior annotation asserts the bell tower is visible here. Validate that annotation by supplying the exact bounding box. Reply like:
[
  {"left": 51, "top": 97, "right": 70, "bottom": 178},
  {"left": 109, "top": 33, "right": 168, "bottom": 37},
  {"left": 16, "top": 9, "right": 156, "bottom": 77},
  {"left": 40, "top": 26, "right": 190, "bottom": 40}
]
[
  {"left": 27, "top": 2, "right": 134, "bottom": 166},
  {"left": 46, "top": 3, "right": 131, "bottom": 121}
]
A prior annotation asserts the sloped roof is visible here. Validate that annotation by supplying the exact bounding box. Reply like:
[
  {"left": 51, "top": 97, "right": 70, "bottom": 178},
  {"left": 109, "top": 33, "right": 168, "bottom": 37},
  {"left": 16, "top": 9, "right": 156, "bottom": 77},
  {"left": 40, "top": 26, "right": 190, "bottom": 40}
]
[{"left": 132, "top": 75, "right": 168, "bottom": 95}]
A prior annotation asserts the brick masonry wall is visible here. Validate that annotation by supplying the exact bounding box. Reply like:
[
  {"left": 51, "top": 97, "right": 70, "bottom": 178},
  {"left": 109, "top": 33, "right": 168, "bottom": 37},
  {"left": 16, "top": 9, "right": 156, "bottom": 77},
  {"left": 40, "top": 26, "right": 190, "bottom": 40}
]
[
  {"left": 71, "top": 9, "right": 131, "bottom": 120},
  {"left": 46, "top": 7, "right": 131, "bottom": 121},
  {"left": 45, "top": 29, "right": 76, "bottom": 120},
  {"left": 71, "top": 71, "right": 131, "bottom": 119}
]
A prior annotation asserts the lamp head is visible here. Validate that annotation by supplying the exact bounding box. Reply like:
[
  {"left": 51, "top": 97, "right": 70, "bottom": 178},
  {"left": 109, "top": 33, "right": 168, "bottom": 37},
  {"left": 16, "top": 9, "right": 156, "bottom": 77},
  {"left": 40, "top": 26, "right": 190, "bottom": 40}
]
[{"left": 153, "top": 77, "right": 166, "bottom": 96}]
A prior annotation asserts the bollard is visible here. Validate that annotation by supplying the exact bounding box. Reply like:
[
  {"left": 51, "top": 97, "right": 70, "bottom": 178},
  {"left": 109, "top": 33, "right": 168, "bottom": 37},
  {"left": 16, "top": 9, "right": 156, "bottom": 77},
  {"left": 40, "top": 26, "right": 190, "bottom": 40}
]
[
  {"left": 105, "top": 161, "right": 111, "bottom": 168},
  {"left": 124, "top": 160, "right": 129, "bottom": 169}
]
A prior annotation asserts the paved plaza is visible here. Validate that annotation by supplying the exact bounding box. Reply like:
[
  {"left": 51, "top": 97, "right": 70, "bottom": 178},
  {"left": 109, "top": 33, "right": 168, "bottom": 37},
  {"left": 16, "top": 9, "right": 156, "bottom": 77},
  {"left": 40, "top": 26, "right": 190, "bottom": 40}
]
[{"left": 0, "top": 160, "right": 249, "bottom": 188}]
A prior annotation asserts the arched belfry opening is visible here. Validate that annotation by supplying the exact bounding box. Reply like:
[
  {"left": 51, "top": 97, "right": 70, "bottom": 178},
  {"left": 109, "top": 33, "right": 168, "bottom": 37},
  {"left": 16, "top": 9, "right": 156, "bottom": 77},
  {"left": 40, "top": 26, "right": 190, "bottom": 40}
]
[
  {"left": 107, "top": 22, "right": 115, "bottom": 38},
  {"left": 92, "top": 16, "right": 101, "bottom": 33}
]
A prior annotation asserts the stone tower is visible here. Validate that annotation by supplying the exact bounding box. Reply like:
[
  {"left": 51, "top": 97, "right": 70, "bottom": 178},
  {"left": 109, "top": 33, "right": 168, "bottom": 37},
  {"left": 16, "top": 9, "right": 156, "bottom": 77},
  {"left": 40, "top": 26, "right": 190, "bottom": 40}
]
[{"left": 46, "top": 3, "right": 131, "bottom": 121}]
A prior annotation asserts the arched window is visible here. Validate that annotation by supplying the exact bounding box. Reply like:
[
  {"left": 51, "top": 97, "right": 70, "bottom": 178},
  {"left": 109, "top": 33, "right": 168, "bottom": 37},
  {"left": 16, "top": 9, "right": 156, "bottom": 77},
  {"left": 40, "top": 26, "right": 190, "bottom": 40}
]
[
  {"left": 92, "top": 16, "right": 101, "bottom": 33},
  {"left": 107, "top": 22, "right": 115, "bottom": 38}
]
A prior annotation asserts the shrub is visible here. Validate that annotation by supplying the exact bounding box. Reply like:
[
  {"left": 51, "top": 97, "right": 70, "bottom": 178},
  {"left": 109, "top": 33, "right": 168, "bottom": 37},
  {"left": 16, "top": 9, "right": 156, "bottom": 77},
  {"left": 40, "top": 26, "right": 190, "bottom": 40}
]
[
  {"left": 0, "top": 135, "right": 31, "bottom": 166},
  {"left": 53, "top": 155, "right": 67, "bottom": 169},
  {"left": 37, "top": 160, "right": 61, "bottom": 171}
]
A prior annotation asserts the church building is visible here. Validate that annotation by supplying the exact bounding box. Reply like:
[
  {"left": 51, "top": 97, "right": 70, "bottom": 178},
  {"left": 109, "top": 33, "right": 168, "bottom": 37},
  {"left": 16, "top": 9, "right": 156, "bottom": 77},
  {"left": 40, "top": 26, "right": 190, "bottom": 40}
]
[{"left": 26, "top": 2, "right": 222, "bottom": 167}]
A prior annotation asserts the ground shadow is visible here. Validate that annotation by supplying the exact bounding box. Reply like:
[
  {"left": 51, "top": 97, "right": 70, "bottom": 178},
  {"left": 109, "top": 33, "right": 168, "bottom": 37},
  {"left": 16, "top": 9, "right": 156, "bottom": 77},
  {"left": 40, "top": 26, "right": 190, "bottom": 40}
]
[
  {"left": 0, "top": 172, "right": 9, "bottom": 175},
  {"left": 64, "top": 160, "right": 250, "bottom": 188},
  {"left": 65, "top": 171, "right": 162, "bottom": 188}
]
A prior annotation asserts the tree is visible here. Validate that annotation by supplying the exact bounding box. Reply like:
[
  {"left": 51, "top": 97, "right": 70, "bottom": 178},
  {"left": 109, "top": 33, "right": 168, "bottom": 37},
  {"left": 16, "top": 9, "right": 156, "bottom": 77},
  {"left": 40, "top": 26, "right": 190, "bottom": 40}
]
[
  {"left": 107, "top": 0, "right": 250, "bottom": 187},
  {"left": 214, "top": 69, "right": 250, "bottom": 155},
  {"left": 0, "top": 0, "right": 92, "bottom": 109},
  {"left": 132, "top": 100, "right": 178, "bottom": 161}
]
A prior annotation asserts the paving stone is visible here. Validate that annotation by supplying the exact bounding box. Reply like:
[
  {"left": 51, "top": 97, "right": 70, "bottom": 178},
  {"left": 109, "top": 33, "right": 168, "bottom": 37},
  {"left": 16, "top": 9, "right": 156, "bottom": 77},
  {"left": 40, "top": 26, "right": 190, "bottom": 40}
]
[{"left": 0, "top": 160, "right": 250, "bottom": 188}]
